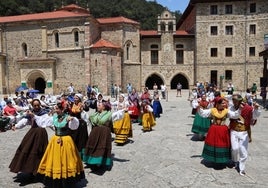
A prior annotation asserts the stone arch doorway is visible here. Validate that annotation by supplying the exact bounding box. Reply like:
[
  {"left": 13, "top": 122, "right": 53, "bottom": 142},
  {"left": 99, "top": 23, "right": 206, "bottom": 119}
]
[
  {"left": 35, "top": 77, "right": 46, "bottom": 93},
  {"left": 171, "top": 74, "right": 189, "bottom": 89},
  {"left": 145, "top": 74, "right": 164, "bottom": 90},
  {"left": 26, "top": 71, "right": 46, "bottom": 94}
]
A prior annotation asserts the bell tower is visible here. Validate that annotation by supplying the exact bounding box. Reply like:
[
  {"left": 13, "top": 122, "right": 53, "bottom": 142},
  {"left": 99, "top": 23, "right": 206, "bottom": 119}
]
[{"left": 157, "top": 10, "right": 176, "bottom": 34}]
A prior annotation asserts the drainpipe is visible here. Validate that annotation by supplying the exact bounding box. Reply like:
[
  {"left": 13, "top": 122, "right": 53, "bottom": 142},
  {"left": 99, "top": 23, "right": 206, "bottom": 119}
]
[
  {"left": 3, "top": 25, "right": 10, "bottom": 94},
  {"left": 244, "top": 0, "right": 248, "bottom": 91},
  {"left": 193, "top": 7, "right": 197, "bottom": 87}
]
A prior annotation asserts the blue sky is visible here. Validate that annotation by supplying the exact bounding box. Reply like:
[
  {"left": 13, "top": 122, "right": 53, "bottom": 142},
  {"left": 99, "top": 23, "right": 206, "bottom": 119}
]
[{"left": 147, "top": 0, "right": 190, "bottom": 13}]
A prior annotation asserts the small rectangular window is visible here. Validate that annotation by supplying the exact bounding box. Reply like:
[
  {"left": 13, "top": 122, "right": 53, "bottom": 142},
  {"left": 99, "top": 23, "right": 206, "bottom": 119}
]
[
  {"left": 250, "top": 3, "right": 256, "bottom": 13},
  {"left": 226, "top": 26, "right": 233, "bottom": 35},
  {"left": 210, "top": 5, "right": 218, "bottom": 15},
  {"left": 225, "top": 70, "right": 232, "bottom": 80},
  {"left": 249, "top": 24, "right": 256, "bottom": 34},
  {"left": 211, "top": 48, "right": 218, "bottom": 57},
  {"left": 225, "top": 48, "right": 232, "bottom": 57},
  {"left": 151, "top": 50, "right": 158, "bottom": 64},
  {"left": 210, "top": 26, "right": 218, "bottom": 35},
  {"left": 176, "top": 50, "right": 184, "bottom": 64},
  {"left": 225, "top": 5, "right": 233, "bottom": 14},
  {"left": 249, "top": 47, "right": 255, "bottom": 56}
]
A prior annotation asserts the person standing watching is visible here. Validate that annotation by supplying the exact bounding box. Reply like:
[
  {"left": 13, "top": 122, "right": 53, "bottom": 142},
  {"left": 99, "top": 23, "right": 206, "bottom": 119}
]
[
  {"left": 251, "top": 83, "right": 257, "bottom": 100},
  {"left": 160, "top": 84, "right": 166, "bottom": 99},
  {"left": 227, "top": 82, "right": 234, "bottom": 95},
  {"left": 67, "top": 83, "right": 75, "bottom": 94},
  {"left": 176, "top": 82, "right": 182, "bottom": 97}
]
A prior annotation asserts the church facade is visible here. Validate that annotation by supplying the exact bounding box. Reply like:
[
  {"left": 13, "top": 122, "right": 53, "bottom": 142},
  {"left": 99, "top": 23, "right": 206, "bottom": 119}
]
[{"left": 0, "top": 0, "right": 267, "bottom": 95}]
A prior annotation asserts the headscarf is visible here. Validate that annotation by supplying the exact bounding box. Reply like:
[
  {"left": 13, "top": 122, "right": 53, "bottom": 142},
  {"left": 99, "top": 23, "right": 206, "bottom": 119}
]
[
  {"left": 102, "top": 99, "right": 111, "bottom": 111},
  {"left": 213, "top": 96, "right": 222, "bottom": 107},
  {"left": 75, "top": 93, "right": 83, "bottom": 102}
]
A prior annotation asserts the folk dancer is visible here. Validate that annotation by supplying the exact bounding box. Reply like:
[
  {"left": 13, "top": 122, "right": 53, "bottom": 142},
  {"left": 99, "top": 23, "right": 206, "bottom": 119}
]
[
  {"left": 191, "top": 94, "right": 212, "bottom": 140},
  {"left": 199, "top": 97, "right": 241, "bottom": 164},
  {"left": 229, "top": 94, "right": 261, "bottom": 176},
  {"left": 141, "top": 99, "right": 156, "bottom": 132},
  {"left": 111, "top": 94, "right": 133, "bottom": 145},
  {"left": 9, "top": 99, "right": 53, "bottom": 185},
  {"left": 69, "top": 93, "right": 89, "bottom": 158},
  {"left": 83, "top": 100, "right": 113, "bottom": 170},
  {"left": 37, "top": 102, "right": 84, "bottom": 188}
]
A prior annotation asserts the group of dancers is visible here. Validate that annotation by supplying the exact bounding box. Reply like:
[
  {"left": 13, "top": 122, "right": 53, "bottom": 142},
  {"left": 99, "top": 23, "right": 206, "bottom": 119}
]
[
  {"left": 190, "top": 87, "right": 261, "bottom": 176},
  {"left": 7, "top": 86, "right": 162, "bottom": 187}
]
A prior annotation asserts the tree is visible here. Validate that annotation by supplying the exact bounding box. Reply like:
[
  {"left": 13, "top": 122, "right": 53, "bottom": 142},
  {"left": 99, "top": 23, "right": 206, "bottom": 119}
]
[{"left": 0, "top": 0, "right": 182, "bottom": 30}]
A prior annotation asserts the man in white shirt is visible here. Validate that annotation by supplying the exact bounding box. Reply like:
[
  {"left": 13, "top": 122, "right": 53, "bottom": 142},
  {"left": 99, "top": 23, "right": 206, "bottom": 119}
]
[
  {"left": 67, "top": 83, "right": 75, "bottom": 94},
  {"left": 160, "top": 84, "right": 166, "bottom": 99}
]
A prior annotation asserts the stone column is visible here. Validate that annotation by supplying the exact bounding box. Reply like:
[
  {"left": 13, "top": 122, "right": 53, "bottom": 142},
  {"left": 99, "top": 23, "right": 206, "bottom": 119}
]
[{"left": 84, "top": 22, "right": 91, "bottom": 85}]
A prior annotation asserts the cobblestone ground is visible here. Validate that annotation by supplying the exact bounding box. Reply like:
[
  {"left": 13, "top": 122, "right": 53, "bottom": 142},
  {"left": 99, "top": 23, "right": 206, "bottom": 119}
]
[{"left": 1, "top": 90, "right": 268, "bottom": 188}]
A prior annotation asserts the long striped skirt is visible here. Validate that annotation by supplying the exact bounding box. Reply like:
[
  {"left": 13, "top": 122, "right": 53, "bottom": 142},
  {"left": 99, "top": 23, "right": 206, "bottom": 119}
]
[
  {"left": 9, "top": 127, "right": 48, "bottom": 175},
  {"left": 202, "top": 124, "right": 231, "bottom": 163},
  {"left": 142, "top": 112, "right": 156, "bottom": 131},
  {"left": 37, "top": 135, "right": 84, "bottom": 187},
  {"left": 191, "top": 113, "right": 211, "bottom": 136},
  {"left": 83, "top": 126, "right": 112, "bottom": 167},
  {"left": 113, "top": 112, "right": 133, "bottom": 144}
]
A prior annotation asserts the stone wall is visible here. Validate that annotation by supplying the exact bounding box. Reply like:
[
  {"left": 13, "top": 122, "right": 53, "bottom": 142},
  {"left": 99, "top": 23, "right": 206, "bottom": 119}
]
[
  {"left": 0, "top": 2, "right": 267, "bottom": 95},
  {"left": 90, "top": 48, "right": 121, "bottom": 95},
  {"left": 195, "top": 0, "right": 267, "bottom": 91}
]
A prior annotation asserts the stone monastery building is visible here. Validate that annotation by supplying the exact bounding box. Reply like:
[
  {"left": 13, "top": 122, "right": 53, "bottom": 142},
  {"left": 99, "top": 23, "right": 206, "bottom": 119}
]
[{"left": 0, "top": 0, "right": 267, "bottom": 95}]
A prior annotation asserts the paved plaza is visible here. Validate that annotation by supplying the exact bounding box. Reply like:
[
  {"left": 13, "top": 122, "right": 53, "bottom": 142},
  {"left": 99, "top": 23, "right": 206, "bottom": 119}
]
[{"left": 0, "top": 90, "right": 268, "bottom": 188}]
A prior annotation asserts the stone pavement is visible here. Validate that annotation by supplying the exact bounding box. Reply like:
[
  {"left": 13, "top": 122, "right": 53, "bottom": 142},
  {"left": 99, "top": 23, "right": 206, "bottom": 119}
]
[{"left": 0, "top": 90, "right": 268, "bottom": 188}]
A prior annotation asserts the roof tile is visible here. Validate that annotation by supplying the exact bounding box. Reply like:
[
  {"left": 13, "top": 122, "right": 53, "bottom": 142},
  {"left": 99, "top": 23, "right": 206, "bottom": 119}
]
[
  {"left": 0, "top": 4, "right": 89, "bottom": 23},
  {"left": 97, "top": 16, "right": 139, "bottom": 25}
]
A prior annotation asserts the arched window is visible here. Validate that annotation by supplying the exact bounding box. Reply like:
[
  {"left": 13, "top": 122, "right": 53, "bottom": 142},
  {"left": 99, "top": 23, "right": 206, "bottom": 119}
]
[
  {"left": 22, "top": 43, "right": 28, "bottom": 57},
  {"left": 54, "top": 31, "right": 59, "bottom": 48},
  {"left": 176, "top": 44, "right": 184, "bottom": 64},
  {"left": 168, "top": 22, "right": 173, "bottom": 32},
  {"left": 126, "top": 43, "right": 130, "bottom": 60},
  {"left": 160, "top": 22, "right": 165, "bottom": 32},
  {"left": 151, "top": 44, "right": 159, "bottom": 64},
  {"left": 74, "top": 30, "right": 79, "bottom": 47}
]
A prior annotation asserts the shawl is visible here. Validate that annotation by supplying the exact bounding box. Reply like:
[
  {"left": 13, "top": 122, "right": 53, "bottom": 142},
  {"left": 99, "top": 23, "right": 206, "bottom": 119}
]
[
  {"left": 71, "top": 102, "right": 83, "bottom": 114},
  {"left": 90, "top": 110, "right": 112, "bottom": 126},
  {"left": 53, "top": 113, "right": 68, "bottom": 128},
  {"left": 199, "top": 100, "right": 209, "bottom": 109},
  {"left": 129, "top": 93, "right": 139, "bottom": 102},
  {"left": 211, "top": 108, "right": 228, "bottom": 119},
  {"left": 33, "top": 108, "right": 48, "bottom": 116}
]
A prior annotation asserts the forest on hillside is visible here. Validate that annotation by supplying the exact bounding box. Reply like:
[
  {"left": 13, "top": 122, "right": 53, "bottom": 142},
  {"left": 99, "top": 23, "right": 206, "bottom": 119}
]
[{"left": 0, "top": 0, "right": 182, "bottom": 30}]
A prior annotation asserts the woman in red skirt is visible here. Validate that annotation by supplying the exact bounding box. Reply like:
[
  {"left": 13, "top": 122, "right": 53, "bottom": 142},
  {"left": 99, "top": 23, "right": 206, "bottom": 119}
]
[{"left": 199, "top": 97, "right": 240, "bottom": 164}]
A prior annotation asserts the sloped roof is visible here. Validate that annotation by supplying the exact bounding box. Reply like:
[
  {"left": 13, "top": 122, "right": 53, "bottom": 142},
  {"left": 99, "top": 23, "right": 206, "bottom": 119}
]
[
  {"left": 140, "top": 30, "right": 192, "bottom": 37},
  {"left": 140, "top": 30, "right": 159, "bottom": 36},
  {"left": 0, "top": 4, "right": 90, "bottom": 24},
  {"left": 97, "top": 16, "right": 139, "bottom": 25},
  {"left": 91, "top": 38, "right": 121, "bottom": 49},
  {"left": 175, "top": 30, "right": 191, "bottom": 35}
]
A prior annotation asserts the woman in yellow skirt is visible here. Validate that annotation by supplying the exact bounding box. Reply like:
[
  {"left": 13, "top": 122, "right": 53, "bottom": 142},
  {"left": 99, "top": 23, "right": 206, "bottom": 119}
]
[
  {"left": 37, "top": 102, "right": 85, "bottom": 188},
  {"left": 141, "top": 99, "right": 156, "bottom": 132},
  {"left": 111, "top": 94, "right": 133, "bottom": 145}
]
